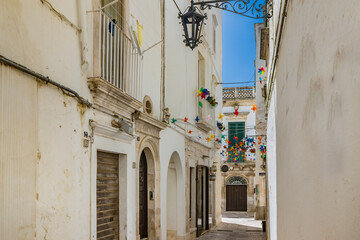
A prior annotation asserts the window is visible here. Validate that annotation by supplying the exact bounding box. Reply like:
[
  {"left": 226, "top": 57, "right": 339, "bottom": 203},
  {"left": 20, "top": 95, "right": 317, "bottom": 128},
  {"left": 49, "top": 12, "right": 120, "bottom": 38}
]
[
  {"left": 228, "top": 121, "right": 245, "bottom": 144},
  {"left": 102, "top": 0, "right": 124, "bottom": 29},
  {"left": 228, "top": 121, "right": 246, "bottom": 162},
  {"left": 97, "top": 0, "right": 143, "bottom": 100}
]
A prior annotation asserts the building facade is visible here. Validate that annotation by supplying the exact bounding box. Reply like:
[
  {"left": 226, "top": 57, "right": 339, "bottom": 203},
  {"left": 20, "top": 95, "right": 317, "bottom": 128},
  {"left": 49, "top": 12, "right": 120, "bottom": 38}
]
[
  {"left": 254, "top": 23, "right": 267, "bottom": 222},
  {"left": 218, "top": 87, "right": 257, "bottom": 214},
  {"left": 0, "top": 0, "right": 222, "bottom": 239}
]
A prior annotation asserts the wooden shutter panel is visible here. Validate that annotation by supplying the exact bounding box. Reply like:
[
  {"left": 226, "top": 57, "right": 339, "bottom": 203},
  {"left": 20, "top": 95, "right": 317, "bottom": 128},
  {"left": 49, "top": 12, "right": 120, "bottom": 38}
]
[{"left": 97, "top": 151, "right": 120, "bottom": 240}]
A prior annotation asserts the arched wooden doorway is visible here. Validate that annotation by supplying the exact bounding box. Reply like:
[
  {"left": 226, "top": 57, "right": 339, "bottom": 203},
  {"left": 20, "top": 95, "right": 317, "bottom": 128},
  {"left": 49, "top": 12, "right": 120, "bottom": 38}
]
[
  {"left": 226, "top": 176, "right": 248, "bottom": 211},
  {"left": 139, "top": 151, "right": 148, "bottom": 238}
]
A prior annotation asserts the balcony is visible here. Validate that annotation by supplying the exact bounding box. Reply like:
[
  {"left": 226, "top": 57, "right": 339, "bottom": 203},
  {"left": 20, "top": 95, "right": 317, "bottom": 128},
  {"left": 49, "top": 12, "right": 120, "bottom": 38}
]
[
  {"left": 223, "top": 87, "right": 255, "bottom": 100},
  {"left": 88, "top": 11, "right": 143, "bottom": 120}
]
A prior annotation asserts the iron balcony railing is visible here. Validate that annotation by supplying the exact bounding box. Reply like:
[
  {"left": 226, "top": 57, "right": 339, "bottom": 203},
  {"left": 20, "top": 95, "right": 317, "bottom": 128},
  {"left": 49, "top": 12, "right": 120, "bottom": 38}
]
[
  {"left": 97, "top": 11, "right": 143, "bottom": 100},
  {"left": 223, "top": 87, "right": 255, "bottom": 100}
]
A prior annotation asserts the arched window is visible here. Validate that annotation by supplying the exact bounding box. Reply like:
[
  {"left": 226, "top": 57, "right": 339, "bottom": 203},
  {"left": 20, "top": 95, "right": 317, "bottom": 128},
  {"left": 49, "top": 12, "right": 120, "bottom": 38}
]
[{"left": 226, "top": 176, "right": 247, "bottom": 185}]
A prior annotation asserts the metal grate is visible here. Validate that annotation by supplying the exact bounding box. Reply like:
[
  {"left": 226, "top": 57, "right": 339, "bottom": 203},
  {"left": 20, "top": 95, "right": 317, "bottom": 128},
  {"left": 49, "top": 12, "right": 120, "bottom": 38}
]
[
  {"left": 97, "top": 151, "right": 120, "bottom": 240},
  {"left": 98, "top": 11, "right": 143, "bottom": 100}
]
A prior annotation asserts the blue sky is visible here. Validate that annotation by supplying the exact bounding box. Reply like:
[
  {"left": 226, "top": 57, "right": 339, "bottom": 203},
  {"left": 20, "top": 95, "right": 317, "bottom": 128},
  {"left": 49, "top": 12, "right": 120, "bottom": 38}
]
[{"left": 222, "top": 11, "right": 263, "bottom": 86}]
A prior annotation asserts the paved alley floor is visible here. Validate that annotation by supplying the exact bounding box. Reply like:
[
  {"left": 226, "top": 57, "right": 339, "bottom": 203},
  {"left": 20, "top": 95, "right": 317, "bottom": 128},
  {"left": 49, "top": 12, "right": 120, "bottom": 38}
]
[{"left": 197, "top": 212, "right": 265, "bottom": 240}]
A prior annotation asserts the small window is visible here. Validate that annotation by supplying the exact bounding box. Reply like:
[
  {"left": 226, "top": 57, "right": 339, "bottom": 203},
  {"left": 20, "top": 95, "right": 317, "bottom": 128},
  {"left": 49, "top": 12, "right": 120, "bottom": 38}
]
[{"left": 143, "top": 96, "right": 153, "bottom": 116}]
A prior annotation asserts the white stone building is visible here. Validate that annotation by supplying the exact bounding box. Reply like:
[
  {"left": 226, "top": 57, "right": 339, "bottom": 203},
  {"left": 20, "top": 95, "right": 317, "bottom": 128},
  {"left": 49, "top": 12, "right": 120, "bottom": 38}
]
[
  {"left": 217, "top": 87, "right": 257, "bottom": 214},
  {"left": 265, "top": 0, "right": 360, "bottom": 239},
  {"left": 0, "top": 0, "right": 222, "bottom": 239}
]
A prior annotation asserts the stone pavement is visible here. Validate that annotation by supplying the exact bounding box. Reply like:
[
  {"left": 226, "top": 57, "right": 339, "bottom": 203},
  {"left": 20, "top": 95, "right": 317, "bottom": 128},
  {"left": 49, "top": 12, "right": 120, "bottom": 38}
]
[{"left": 197, "top": 212, "right": 265, "bottom": 240}]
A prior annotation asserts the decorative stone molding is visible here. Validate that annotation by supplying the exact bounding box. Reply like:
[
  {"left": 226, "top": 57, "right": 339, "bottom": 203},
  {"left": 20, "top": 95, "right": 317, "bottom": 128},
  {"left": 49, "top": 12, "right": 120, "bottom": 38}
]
[
  {"left": 223, "top": 98, "right": 255, "bottom": 107},
  {"left": 135, "top": 112, "right": 167, "bottom": 139},
  {"left": 88, "top": 77, "right": 142, "bottom": 121},
  {"left": 196, "top": 120, "right": 214, "bottom": 132},
  {"left": 90, "top": 120, "right": 136, "bottom": 142}
]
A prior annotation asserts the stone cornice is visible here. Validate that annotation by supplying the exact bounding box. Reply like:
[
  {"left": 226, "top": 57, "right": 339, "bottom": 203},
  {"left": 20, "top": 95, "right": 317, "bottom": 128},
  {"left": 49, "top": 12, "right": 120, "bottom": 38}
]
[
  {"left": 92, "top": 121, "right": 136, "bottom": 142},
  {"left": 136, "top": 112, "right": 168, "bottom": 131},
  {"left": 195, "top": 120, "right": 215, "bottom": 132},
  {"left": 88, "top": 77, "right": 142, "bottom": 121}
]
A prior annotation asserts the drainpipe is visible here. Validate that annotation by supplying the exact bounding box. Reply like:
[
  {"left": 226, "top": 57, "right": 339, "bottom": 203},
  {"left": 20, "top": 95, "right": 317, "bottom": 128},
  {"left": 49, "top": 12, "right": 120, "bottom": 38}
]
[
  {"left": 77, "top": 0, "right": 89, "bottom": 70},
  {"left": 160, "top": 0, "right": 166, "bottom": 121}
]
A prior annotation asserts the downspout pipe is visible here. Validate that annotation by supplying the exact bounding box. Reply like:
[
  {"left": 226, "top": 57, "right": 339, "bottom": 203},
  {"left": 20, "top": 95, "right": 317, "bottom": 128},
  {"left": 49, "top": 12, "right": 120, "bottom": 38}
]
[
  {"left": 0, "top": 54, "right": 92, "bottom": 107},
  {"left": 160, "top": 0, "right": 166, "bottom": 121}
]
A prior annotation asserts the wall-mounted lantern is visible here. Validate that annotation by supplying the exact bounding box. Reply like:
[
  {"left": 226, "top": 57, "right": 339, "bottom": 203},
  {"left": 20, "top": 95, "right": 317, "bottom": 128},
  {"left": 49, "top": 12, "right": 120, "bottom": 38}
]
[{"left": 173, "top": 0, "right": 273, "bottom": 50}]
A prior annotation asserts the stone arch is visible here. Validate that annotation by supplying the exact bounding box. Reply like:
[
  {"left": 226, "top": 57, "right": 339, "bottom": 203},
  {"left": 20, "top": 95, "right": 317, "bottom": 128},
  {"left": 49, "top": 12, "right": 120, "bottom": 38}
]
[
  {"left": 226, "top": 176, "right": 248, "bottom": 185},
  {"left": 166, "top": 151, "right": 185, "bottom": 240},
  {"left": 225, "top": 174, "right": 249, "bottom": 185},
  {"left": 137, "top": 136, "right": 161, "bottom": 240}
]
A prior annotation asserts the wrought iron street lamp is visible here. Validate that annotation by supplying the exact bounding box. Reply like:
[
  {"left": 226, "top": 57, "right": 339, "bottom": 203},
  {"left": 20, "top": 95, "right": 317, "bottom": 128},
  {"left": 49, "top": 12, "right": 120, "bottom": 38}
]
[
  {"left": 175, "top": 0, "right": 273, "bottom": 50},
  {"left": 179, "top": 3, "right": 207, "bottom": 50}
]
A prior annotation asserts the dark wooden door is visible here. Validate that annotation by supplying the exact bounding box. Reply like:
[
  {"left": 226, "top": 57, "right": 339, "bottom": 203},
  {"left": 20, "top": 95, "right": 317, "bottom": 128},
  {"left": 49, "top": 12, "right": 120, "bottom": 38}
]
[
  {"left": 139, "top": 152, "right": 148, "bottom": 238},
  {"left": 226, "top": 185, "right": 247, "bottom": 211},
  {"left": 196, "top": 166, "right": 210, "bottom": 237},
  {"left": 97, "top": 151, "right": 120, "bottom": 240}
]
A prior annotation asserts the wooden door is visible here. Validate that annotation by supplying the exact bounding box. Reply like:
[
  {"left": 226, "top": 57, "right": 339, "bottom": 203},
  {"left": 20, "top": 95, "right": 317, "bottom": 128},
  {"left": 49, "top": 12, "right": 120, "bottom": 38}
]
[
  {"left": 226, "top": 185, "right": 247, "bottom": 211},
  {"left": 196, "top": 166, "right": 210, "bottom": 237},
  {"left": 139, "top": 152, "right": 148, "bottom": 238},
  {"left": 97, "top": 151, "right": 120, "bottom": 240}
]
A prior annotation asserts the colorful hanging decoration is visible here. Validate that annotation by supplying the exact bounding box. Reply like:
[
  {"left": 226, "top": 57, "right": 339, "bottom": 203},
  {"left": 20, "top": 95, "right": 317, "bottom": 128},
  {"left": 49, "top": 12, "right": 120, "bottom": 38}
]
[
  {"left": 260, "top": 144, "right": 267, "bottom": 160},
  {"left": 198, "top": 88, "right": 209, "bottom": 99},
  {"left": 234, "top": 109, "right": 239, "bottom": 116},
  {"left": 217, "top": 121, "right": 225, "bottom": 131},
  {"left": 197, "top": 87, "right": 218, "bottom": 107},
  {"left": 251, "top": 104, "right": 258, "bottom": 112},
  {"left": 188, "top": 130, "right": 193, "bottom": 134},
  {"left": 218, "top": 113, "right": 224, "bottom": 121},
  {"left": 195, "top": 116, "right": 200, "bottom": 123},
  {"left": 258, "top": 67, "right": 266, "bottom": 75},
  {"left": 171, "top": 118, "right": 177, "bottom": 124},
  {"left": 184, "top": 117, "right": 188, "bottom": 123},
  {"left": 198, "top": 101, "right": 203, "bottom": 108}
]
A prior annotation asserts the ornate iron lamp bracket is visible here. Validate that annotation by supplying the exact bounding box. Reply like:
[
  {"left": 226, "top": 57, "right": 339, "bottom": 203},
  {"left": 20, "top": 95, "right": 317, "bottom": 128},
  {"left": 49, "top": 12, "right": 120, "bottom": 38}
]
[{"left": 193, "top": 0, "right": 273, "bottom": 20}]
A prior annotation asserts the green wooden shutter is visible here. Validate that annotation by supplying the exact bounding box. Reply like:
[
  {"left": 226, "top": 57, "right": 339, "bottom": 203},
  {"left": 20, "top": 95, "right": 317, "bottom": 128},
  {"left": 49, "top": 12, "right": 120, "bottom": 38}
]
[{"left": 228, "top": 122, "right": 245, "bottom": 162}]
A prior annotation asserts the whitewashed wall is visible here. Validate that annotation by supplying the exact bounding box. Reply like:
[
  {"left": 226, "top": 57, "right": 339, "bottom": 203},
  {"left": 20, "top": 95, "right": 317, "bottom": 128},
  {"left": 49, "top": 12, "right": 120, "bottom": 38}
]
[
  {"left": 268, "top": 0, "right": 360, "bottom": 239},
  {"left": 267, "top": 83, "right": 277, "bottom": 240}
]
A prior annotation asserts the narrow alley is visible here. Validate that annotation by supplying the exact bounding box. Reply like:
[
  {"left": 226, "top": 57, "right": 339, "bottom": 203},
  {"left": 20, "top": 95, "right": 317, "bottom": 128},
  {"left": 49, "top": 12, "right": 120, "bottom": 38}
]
[
  {"left": 197, "top": 212, "right": 265, "bottom": 240},
  {"left": 1, "top": 0, "right": 360, "bottom": 240}
]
